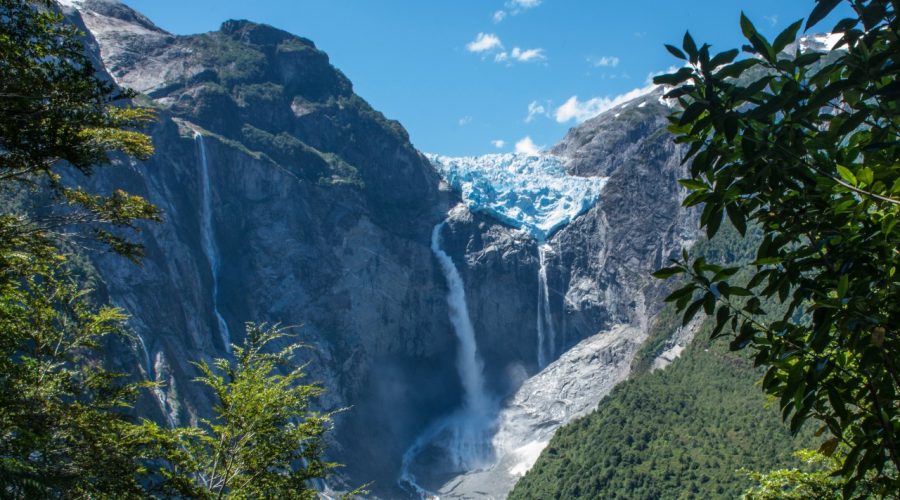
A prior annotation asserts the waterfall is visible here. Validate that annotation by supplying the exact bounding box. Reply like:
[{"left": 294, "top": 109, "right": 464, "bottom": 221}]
[
  {"left": 399, "top": 220, "right": 493, "bottom": 495},
  {"left": 431, "top": 221, "right": 489, "bottom": 418},
  {"left": 135, "top": 332, "right": 153, "bottom": 379},
  {"left": 133, "top": 333, "right": 177, "bottom": 428},
  {"left": 536, "top": 244, "right": 557, "bottom": 368},
  {"left": 195, "top": 133, "right": 232, "bottom": 353}
]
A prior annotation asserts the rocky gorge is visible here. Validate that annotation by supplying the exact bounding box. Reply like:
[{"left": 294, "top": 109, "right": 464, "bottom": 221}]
[{"left": 61, "top": 1, "right": 699, "bottom": 497}]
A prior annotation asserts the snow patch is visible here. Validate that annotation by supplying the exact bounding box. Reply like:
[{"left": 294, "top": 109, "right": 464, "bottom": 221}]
[
  {"left": 799, "top": 32, "right": 844, "bottom": 52},
  {"left": 428, "top": 153, "right": 608, "bottom": 241}
]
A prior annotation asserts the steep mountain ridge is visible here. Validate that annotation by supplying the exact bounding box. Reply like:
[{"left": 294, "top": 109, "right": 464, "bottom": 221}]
[
  {"left": 64, "top": 1, "right": 462, "bottom": 490},
  {"left": 62, "top": 1, "right": 698, "bottom": 496}
]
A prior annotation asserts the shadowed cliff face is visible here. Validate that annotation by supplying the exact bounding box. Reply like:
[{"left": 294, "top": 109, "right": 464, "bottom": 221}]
[
  {"left": 64, "top": 1, "right": 696, "bottom": 497},
  {"left": 66, "top": 2, "right": 465, "bottom": 491}
]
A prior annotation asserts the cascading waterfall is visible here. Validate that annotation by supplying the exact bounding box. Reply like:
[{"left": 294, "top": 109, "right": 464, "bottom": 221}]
[
  {"left": 536, "top": 244, "right": 557, "bottom": 368},
  {"left": 431, "top": 220, "right": 489, "bottom": 418},
  {"left": 428, "top": 153, "right": 607, "bottom": 371},
  {"left": 133, "top": 333, "right": 177, "bottom": 428},
  {"left": 195, "top": 133, "right": 232, "bottom": 353},
  {"left": 399, "top": 219, "right": 493, "bottom": 495},
  {"left": 135, "top": 332, "right": 153, "bottom": 379}
]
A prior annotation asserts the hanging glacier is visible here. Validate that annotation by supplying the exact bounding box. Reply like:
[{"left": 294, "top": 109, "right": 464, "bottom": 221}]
[{"left": 428, "top": 153, "right": 608, "bottom": 242}]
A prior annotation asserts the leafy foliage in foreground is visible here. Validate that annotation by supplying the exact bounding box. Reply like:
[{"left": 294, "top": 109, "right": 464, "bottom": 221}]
[
  {"left": 0, "top": 1, "right": 161, "bottom": 495},
  {"left": 0, "top": 0, "right": 159, "bottom": 260},
  {"left": 0, "top": 256, "right": 152, "bottom": 497},
  {"left": 0, "top": 2, "right": 339, "bottom": 497},
  {"left": 653, "top": 0, "right": 899, "bottom": 491},
  {"left": 146, "top": 324, "right": 337, "bottom": 499}
]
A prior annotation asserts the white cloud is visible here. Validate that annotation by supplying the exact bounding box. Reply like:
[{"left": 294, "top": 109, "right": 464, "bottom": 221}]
[
  {"left": 492, "top": 139, "right": 506, "bottom": 148},
  {"left": 495, "top": 0, "right": 542, "bottom": 21},
  {"left": 495, "top": 46, "right": 547, "bottom": 64},
  {"left": 554, "top": 82, "right": 658, "bottom": 123},
  {"left": 514, "top": 136, "right": 541, "bottom": 155},
  {"left": 458, "top": 116, "right": 472, "bottom": 126},
  {"left": 466, "top": 33, "right": 544, "bottom": 65},
  {"left": 526, "top": 101, "right": 548, "bottom": 122},
  {"left": 467, "top": 33, "right": 503, "bottom": 53},
  {"left": 765, "top": 15, "right": 779, "bottom": 27},
  {"left": 507, "top": 0, "right": 541, "bottom": 9},
  {"left": 591, "top": 56, "right": 620, "bottom": 67},
  {"left": 511, "top": 47, "right": 546, "bottom": 62}
]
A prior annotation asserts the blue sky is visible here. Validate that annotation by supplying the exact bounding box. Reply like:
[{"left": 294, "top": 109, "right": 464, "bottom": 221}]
[{"left": 123, "top": 0, "right": 847, "bottom": 156}]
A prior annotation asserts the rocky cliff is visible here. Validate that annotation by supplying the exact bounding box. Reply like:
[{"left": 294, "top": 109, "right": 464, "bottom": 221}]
[
  {"left": 62, "top": 1, "right": 697, "bottom": 497},
  {"left": 65, "top": 0, "right": 459, "bottom": 491},
  {"left": 424, "top": 91, "right": 699, "bottom": 498}
]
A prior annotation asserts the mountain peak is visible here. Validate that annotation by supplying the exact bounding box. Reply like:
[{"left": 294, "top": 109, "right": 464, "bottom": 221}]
[
  {"left": 58, "top": 0, "right": 166, "bottom": 34},
  {"left": 220, "top": 19, "right": 317, "bottom": 49}
]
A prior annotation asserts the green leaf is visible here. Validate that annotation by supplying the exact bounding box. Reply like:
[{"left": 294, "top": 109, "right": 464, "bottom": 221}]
[
  {"left": 806, "top": 0, "right": 843, "bottom": 31},
  {"left": 653, "top": 67, "right": 695, "bottom": 86},
  {"left": 709, "top": 49, "right": 739, "bottom": 69},
  {"left": 683, "top": 31, "right": 699, "bottom": 63},
  {"left": 819, "top": 437, "right": 840, "bottom": 457},
  {"left": 714, "top": 58, "right": 758, "bottom": 79},
  {"left": 856, "top": 167, "right": 873, "bottom": 187},
  {"left": 652, "top": 266, "right": 684, "bottom": 279},
  {"left": 679, "top": 102, "right": 706, "bottom": 125},
  {"left": 683, "top": 298, "right": 704, "bottom": 326},
  {"left": 702, "top": 293, "right": 716, "bottom": 315},
  {"left": 837, "top": 274, "right": 848, "bottom": 298},
  {"left": 678, "top": 179, "right": 708, "bottom": 191},
  {"left": 705, "top": 207, "right": 723, "bottom": 239},
  {"left": 772, "top": 19, "right": 803, "bottom": 54},
  {"left": 665, "top": 284, "right": 696, "bottom": 303},
  {"left": 723, "top": 114, "right": 738, "bottom": 143},
  {"left": 664, "top": 44, "right": 687, "bottom": 60},
  {"left": 836, "top": 165, "right": 857, "bottom": 186},
  {"left": 739, "top": 12, "right": 757, "bottom": 41},
  {"left": 725, "top": 204, "right": 747, "bottom": 236}
]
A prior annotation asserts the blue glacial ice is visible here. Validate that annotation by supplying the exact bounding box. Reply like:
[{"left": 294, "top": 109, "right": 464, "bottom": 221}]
[{"left": 428, "top": 153, "right": 608, "bottom": 241}]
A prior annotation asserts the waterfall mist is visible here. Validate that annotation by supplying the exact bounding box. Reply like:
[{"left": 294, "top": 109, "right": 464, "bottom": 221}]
[{"left": 399, "top": 220, "right": 495, "bottom": 496}]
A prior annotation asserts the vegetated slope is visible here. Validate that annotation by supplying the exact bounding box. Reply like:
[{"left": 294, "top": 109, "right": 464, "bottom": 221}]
[
  {"left": 510, "top": 227, "right": 814, "bottom": 499},
  {"left": 510, "top": 334, "right": 813, "bottom": 499}
]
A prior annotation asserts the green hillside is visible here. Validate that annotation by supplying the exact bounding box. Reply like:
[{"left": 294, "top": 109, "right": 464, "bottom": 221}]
[
  {"left": 510, "top": 327, "right": 815, "bottom": 499},
  {"left": 511, "top": 224, "right": 818, "bottom": 499}
]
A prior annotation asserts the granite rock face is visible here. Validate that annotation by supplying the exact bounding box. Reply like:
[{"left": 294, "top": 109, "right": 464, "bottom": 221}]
[
  {"left": 62, "top": 2, "right": 697, "bottom": 497},
  {"left": 65, "top": 2, "right": 459, "bottom": 491},
  {"left": 423, "top": 92, "right": 700, "bottom": 498}
]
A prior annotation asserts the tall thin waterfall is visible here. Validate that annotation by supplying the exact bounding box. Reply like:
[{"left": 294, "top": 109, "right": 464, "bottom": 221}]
[
  {"left": 431, "top": 221, "right": 489, "bottom": 417},
  {"left": 195, "top": 133, "right": 231, "bottom": 352},
  {"left": 536, "top": 244, "right": 557, "bottom": 368},
  {"left": 134, "top": 333, "right": 177, "bottom": 428},
  {"left": 135, "top": 332, "right": 153, "bottom": 379},
  {"left": 399, "top": 220, "right": 493, "bottom": 495}
]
